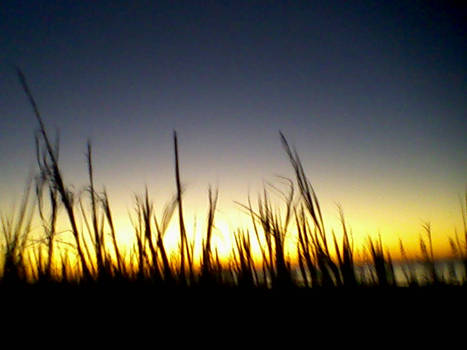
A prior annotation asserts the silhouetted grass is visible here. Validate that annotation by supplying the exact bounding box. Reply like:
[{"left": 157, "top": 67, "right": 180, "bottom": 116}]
[
  {"left": 0, "top": 182, "right": 34, "bottom": 284},
  {"left": 367, "top": 234, "right": 395, "bottom": 287},
  {"left": 2, "top": 69, "right": 466, "bottom": 304}
]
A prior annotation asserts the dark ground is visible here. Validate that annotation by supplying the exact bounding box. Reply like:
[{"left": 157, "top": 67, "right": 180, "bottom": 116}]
[
  {"left": 1, "top": 284, "right": 464, "bottom": 345},
  {"left": 2, "top": 284, "right": 465, "bottom": 321}
]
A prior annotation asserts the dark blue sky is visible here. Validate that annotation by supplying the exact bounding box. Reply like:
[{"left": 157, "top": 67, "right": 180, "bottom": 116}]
[{"left": 1, "top": 1, "right": 466, "bottom": 250}]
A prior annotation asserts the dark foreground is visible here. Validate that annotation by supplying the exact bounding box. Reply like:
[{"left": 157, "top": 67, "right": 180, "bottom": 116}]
[
  {"left": 2, "top": 284, "right": 465, "bottom": 320},
  {"left": 1, "top": 284, "right": 465, "bottom": 344}
]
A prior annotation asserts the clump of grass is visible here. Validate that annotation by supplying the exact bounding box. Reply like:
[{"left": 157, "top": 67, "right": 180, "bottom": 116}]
[
  {"left": 232, "top": 229, "right": 258, "bottom": 288},
  {"left": 281, "top": 132, "right": 341, "bottom": 287},
  {"left": 367, "top": 235, "right": 394, "bottom": 287},
  {"left": 17, "top": 68, "right": 93, "bottom": 280},
  {"left": 0, "top": 183, "right": 34, "bottom": 285},
  {"left": 419, "top": 222, "right": 439, "bottom": 285},
  {"left": 238, "top": 181, "right": 295, "bottom": 288},
  {"left": 399, "top": 239, "right": 417, "bottom": 286},
  {"left": 333, "top": 206, "right": 357, "bottom": 287},
  {"left": 35, "top": 160, "right": 60, "bottom": 282},
  {"left": 200, "top": 187, "right": 219, "bottom": 285},
  {"left": 448, "top": 193, "right": 467, "bottom": 284},
  {"left": 101, "top": 189, "right": 125, "bottom": 279}
]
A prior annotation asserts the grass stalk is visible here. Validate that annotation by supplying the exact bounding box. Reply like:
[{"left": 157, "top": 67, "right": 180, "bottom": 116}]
[{"left": 17, "top": 68, "right": 92, "bottom": 280}]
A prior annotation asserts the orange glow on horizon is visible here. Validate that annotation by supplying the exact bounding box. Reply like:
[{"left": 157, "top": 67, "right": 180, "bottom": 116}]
[{"left": 31, "top": 193, "right": 463, "bottom": 266}]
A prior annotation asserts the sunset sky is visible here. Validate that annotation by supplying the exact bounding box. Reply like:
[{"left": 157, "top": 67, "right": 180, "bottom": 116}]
[{"left": 1, "top": 1, "right": 465, "bottom": 259}]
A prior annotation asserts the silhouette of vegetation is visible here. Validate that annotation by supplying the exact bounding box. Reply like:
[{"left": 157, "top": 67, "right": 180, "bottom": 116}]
[{"left": 1, "top": 69, "right": 466, "bottom": 301}]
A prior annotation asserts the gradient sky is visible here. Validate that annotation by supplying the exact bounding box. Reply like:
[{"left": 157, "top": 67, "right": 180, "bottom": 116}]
[{"left": 1, "top": 1, "right": 466, "bottom": 258}]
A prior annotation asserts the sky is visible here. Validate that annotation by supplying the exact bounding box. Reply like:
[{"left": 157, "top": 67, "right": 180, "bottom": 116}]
[{"left": 0, "top": 0, "right": 466, "bottom": 259}]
